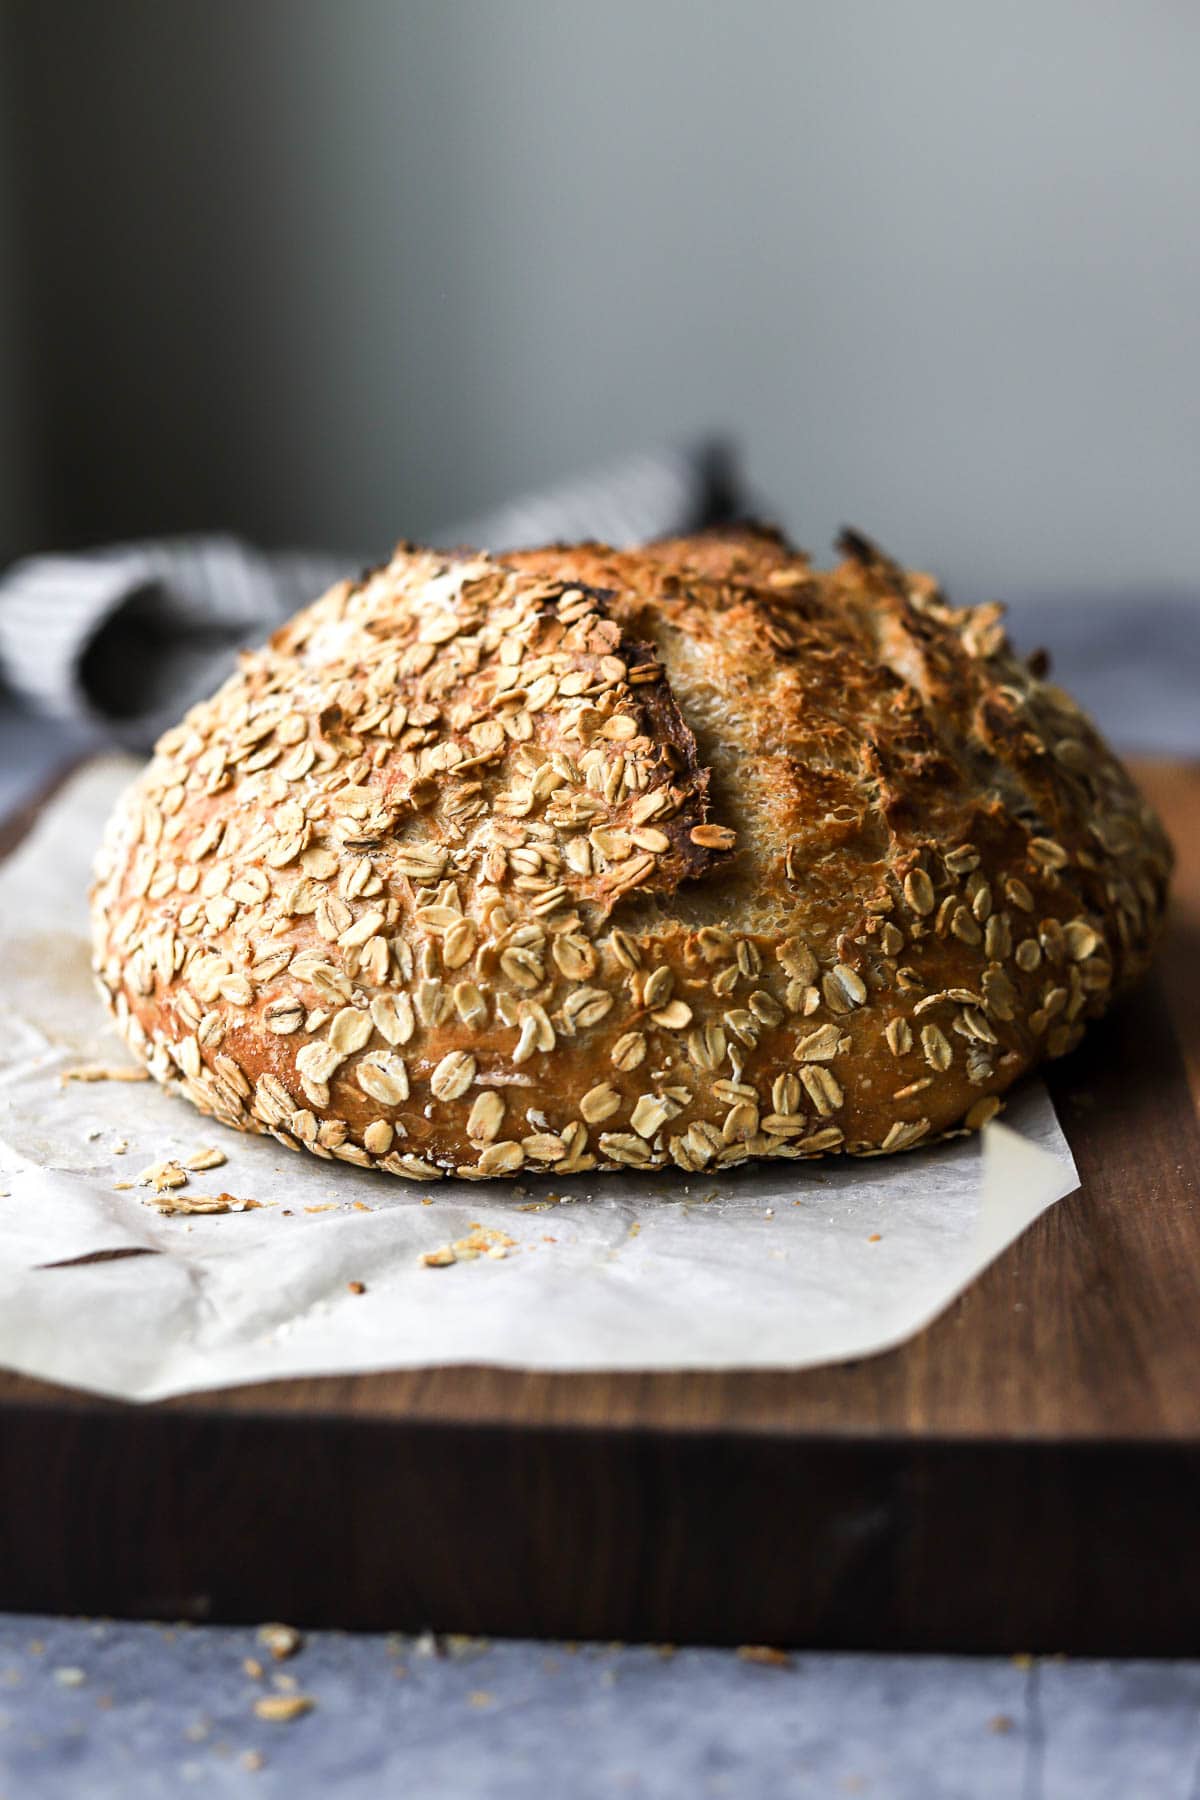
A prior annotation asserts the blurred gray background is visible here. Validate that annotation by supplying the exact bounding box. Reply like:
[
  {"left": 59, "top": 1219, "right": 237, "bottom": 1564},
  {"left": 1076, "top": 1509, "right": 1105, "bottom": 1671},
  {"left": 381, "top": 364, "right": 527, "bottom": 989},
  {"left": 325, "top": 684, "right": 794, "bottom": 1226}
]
[{"left": 1, "top": 0, "right": 1197, "bottom": 600}]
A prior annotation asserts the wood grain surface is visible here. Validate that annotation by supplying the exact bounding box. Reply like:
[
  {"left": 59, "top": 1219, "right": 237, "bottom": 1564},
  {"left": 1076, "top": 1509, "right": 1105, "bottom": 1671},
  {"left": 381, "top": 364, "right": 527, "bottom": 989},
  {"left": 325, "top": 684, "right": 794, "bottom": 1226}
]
[{"left": 1, "top": 759, "right": 1198, "bottom": 1651}]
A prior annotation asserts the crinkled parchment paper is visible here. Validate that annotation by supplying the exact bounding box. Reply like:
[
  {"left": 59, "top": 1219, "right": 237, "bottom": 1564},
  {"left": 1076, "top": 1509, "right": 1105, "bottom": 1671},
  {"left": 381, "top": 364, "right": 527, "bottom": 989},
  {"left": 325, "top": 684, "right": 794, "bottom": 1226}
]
[{"left": 0, "top": 759, "right": 1079, "bottom": 1403}]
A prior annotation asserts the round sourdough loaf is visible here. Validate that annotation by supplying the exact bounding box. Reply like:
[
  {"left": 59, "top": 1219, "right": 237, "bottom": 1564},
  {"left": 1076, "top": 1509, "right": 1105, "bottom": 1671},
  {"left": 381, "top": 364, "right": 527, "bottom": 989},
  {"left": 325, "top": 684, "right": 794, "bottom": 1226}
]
[{"left": 90, "top": 526, "right": 1172, "bottom": 1180}]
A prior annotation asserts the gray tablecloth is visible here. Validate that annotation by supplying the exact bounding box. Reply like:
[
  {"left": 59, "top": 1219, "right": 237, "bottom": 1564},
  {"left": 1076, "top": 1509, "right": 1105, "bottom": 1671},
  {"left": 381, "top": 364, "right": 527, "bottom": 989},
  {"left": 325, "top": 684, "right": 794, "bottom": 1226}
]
[{"left": 2, "top": 1615, "right": 1198, "bottom": 1799}]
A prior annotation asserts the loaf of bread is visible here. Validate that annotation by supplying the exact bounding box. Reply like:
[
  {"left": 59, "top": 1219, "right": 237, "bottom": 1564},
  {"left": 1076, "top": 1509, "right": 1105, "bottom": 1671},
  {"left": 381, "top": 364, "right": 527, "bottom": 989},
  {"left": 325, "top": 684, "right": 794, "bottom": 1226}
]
[{"left": 90, "top": 526, "right": 1172, "bottom": 1180}]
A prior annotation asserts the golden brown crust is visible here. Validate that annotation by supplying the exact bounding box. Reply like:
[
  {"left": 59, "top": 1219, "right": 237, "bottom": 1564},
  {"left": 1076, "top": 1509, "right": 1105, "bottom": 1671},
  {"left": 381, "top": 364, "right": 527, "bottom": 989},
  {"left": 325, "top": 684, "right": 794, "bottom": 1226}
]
[{"left": 89, "top": 529, "right": 1173, "bottom": 1180}]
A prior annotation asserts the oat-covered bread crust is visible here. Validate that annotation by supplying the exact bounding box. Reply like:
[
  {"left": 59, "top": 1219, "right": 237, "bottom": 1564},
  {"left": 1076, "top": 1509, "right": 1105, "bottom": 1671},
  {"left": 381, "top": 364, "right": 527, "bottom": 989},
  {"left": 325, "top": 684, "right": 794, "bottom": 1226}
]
[{"left": 90, "top": 527, "right": 1172, "bottom": 1179}]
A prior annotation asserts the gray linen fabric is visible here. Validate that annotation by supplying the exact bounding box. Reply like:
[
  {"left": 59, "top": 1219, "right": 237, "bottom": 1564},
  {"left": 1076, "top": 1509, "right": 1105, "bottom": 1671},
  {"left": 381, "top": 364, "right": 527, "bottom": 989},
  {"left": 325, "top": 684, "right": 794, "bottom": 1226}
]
[
  {"left": 0, "top": 441, "right": 737, "bottom": 751},
  {"left": 1, "top": 438, "right": 1195, "bottom": 758}
]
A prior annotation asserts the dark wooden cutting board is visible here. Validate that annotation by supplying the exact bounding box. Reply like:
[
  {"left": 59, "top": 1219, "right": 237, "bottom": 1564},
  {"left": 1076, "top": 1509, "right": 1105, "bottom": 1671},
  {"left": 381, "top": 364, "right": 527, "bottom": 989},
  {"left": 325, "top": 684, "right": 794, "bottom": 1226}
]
[{"left": 1, "top": 762, "right": 1197, "bottom": 1654}]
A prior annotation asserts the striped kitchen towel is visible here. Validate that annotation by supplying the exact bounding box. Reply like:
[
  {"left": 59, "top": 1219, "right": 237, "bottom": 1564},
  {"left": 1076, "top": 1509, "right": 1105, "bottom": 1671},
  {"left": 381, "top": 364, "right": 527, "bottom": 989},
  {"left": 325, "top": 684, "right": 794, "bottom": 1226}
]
[{"left": 0, "top": 440, "right": 739, "bottom": 750}]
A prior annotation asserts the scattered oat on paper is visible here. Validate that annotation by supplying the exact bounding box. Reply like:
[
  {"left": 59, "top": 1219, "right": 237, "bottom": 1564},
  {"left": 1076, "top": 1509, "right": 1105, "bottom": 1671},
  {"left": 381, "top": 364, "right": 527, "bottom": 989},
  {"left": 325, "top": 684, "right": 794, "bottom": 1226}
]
[
  {"left": 146, "top": 1192, "right": 262, "bottom": 1216},
  {"left": 60, "top": 1063, "right": 149, "bottom": 1084},
  {"left": 418, "top": 1224, "right": 517, "bottom": 1267},
  {"left": 137, "top": 1159, "right": 189, "bottom": 1192},
  {"left": 184, "top": 1147, "right": 227, "bottom": 1172}
]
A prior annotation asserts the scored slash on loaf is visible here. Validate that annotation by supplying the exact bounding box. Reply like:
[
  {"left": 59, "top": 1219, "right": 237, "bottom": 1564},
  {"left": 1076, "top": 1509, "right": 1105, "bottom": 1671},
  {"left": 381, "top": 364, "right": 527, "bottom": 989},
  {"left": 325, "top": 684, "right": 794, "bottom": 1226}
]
[{"left": 89, "top": 525, "right": 1172, "bottom": 1180}]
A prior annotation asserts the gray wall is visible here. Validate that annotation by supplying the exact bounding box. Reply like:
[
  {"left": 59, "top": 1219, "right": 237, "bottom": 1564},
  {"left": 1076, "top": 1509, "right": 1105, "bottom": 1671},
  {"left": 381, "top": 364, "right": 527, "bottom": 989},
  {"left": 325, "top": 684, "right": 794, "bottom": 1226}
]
[{"left": 4, "top": 0, "right": 1199, "bottom": 601}]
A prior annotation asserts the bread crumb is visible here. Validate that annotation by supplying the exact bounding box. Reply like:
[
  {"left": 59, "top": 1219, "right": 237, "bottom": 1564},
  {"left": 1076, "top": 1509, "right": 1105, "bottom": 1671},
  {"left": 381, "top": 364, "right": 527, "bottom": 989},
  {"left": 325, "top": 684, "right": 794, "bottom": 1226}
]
[
  {"left": 468, "top": 1690, "right": 494, "bottom": 1708},
  {"left": 257, "top": 1623, "right": 303, "bottom": 1661},
  {"left": 243, "top": 1657, "right": 264, "bottom": 1680},
  {"left": 252, "top": 1693, "right": 314, "bottom": 1723},
  {"left": 240, "top": 1749, "right": 265, "bottom": 1771},
  {"left": 53, "top": 1666, "right": 87, "bottom": 1687},
  {"left": 347, "top": 1280, "right": 366, "bottom": 1295},
  {"left": 989, "top": 1714, "right": 1015, "bottom": 1734},
  {"left": 737, "top": 1645, "right": 792, "bottom": 1668},
  {"left": 867, "top": 1232, "right": 882, "bottom": 1243}
]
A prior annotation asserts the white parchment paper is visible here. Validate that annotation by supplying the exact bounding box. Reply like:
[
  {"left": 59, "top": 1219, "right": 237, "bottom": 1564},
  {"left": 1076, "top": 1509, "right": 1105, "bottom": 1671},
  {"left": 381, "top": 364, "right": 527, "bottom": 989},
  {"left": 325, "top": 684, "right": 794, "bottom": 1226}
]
[{"left": 0, "top": 758, "right": 1079, "bottom": 1403}]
